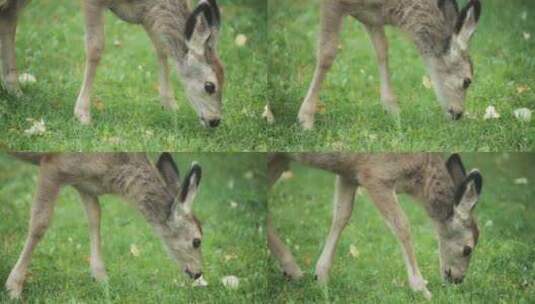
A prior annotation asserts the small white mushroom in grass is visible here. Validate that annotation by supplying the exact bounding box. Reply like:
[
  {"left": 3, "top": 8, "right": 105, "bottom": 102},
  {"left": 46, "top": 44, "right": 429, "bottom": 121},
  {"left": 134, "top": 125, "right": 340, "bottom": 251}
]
[
  {"left": 513, "top": 108, "right": 532, "bottom": 122},
  {"left": 192, "top": 275, "right": 209, "bottom": 287},
  {"left": 235, "top": 34, "right": 247, "bottom": 47},
  {"left": 483, "top": 106, "right": 500, "bottom": 120},
  {"left": 221, "top": 275, "right": 240, "bottom": 289},
  {"left": 19, "top": 73, "right": 36, "bottom": 84},
  {"left": 523, "top": 32, "right": 531, "bottom": 41}
]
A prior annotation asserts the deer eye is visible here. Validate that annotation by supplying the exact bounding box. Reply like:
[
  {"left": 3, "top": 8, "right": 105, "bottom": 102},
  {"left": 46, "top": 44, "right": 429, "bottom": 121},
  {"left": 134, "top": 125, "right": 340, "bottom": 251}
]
[
  {"left": 204, "top": 82, "right": 216, "bottom": 94},
  {"left": 462, "top": 246, "right": 472, "bottom": 257},
  {"left": 463, "top": 78, "right": 472, "bottom": 90},
  {"left": 192, "top": 238, "right": 201, "bottom": 249}
]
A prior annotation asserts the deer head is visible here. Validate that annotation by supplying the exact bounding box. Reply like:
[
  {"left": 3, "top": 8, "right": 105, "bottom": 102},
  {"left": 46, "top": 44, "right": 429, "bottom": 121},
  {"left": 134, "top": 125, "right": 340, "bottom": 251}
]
[
  {"left": 155, "top": 153, "right": 204, "bottom": 280},
  {"left": 426, "top": 0, "right": 481, "bottom": 120},
  {"left": 435, "top": 154, "right": 483, "bottom": 284},
  {"left": 180, "top": 0, "right": 224, "bottom": 128}
]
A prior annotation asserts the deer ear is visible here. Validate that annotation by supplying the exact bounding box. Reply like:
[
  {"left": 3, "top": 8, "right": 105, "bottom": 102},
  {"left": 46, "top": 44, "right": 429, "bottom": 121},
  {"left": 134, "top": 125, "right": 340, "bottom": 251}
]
[
  {"left": 446, "top": 153, "right": 466, "bottom": 188},
  {"left": 156, "top": 153, "right": 180, "bottom": 196},
  {"left": 455, "top": 170, "right": 483, "bottom": 216},
  {"left": 185, "top": 1, "right": 220, "bottom": 54},
  {"left": 438, "top": 0, "right": 459, "bottom": 29},
  {"left": 177, "top": 162, "right": 202, "bottom": 214},
  {"left": 454, "top": 0, "right": 481, "bottom": 50}
]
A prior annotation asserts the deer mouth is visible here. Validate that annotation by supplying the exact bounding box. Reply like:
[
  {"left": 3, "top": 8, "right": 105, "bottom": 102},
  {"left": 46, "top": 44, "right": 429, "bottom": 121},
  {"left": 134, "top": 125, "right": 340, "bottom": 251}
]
[
  {"left": 184, "top": 268, "right": 202, "bottom": 280},
  {"left": 444, "top": 269, "right": 464, "bottom": 284}
]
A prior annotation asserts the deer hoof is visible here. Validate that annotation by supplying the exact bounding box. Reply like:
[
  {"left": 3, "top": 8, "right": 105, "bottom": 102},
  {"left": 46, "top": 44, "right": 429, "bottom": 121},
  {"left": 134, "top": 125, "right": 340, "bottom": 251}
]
[
  {"left": 160, "top": 97, "right": 178, "bottom": 111},
  {"left": 5, "top": 276, "right": 23, "bottom": 299},
  {"left": 91, "top": 267, "right": 108, "bottom": 282},
  {"left": 74, "top": 109, "right": 92, "bottom": 125}
]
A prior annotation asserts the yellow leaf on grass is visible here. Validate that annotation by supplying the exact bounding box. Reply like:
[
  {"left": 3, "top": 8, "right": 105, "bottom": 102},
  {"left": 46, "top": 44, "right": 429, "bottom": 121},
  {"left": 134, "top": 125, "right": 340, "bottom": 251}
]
[
  {"left": 517, "top": 84, "right": 530, "bottom": 94},
  {"left": 130, "top": 244, "right": 140, "bottom": 257},
  {"left": 94, "top": 99, "right": 105, "bottom": 111}
]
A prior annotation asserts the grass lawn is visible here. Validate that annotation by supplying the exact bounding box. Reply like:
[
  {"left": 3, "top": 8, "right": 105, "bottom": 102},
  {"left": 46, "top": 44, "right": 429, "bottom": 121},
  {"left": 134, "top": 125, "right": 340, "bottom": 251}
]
[
  {"left": 268, "top": 0, "right": 535, "bottom": 152},
  {"left": 0, "top": 153, "right": 268, "bottom": 303},
  {"left": 269, "top": 153, "right": 535, "bottom": 303},
  {"left": 0, "top": 0, "right": 270, "bottom": 151}
]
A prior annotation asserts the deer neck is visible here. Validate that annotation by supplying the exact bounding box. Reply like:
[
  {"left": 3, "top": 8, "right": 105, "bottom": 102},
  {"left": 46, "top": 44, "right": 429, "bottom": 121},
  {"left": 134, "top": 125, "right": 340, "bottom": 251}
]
[
  {"left": 385, "top": 0, "right": 452, "bottom": 57},
  {"left": 107, "top": 162, "right": 173, "bottom": 227},
  {"left": 144, "top": 0, "right": 191, "bottom": 61},
  {"left": 421, "top": 157, "right": 457, "bottom": 224}
]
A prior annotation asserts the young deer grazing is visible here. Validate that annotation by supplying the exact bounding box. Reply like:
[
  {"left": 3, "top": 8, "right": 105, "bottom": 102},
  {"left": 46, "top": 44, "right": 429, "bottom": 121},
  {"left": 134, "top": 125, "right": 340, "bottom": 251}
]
[
  {"left": 75, "top": 0, "right": 224, "bottom": 127},
  {"left": 5, "top": 153, "right": 205, "bottom": 299},
  {"left": 0, "top": 0, "right": 29, "bottom": 96},
  {"left": 298, "top": 0, "right": 482, "bottom": 129},
  {"left": 268, "top": 153, "right": 483, "bottom": 299}
]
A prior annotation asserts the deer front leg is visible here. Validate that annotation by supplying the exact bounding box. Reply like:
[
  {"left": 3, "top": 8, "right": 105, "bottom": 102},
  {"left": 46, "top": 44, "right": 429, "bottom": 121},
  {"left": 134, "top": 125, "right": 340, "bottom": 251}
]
[
  {"left": 366, "top": 184, "right": 432, "bottom": 300},
  {"left": 0, "top": 5, "right": 21, "bottom": 96},
  {"left": 78, "top": 191, "right": 108, "bottom": 282},
  {"left": 145, "top": 26, "right": 177, "bottom": 110},
  {"left": 365, "top": 25, "right": 399, "bottom": 116},
  {"left": 298, "top": 1, "right": 344, "bottom": 130},
  {"left": 75, "top": 1, "right": 105, "bottom": 125},
  {"left": 315, "top": 176, "right": 356, "bottom": 284},
  {"left": 5, "top": 169, "right": 60, "bottom": 299},
  {"left": 267, "top": 215, "right": 303, "bottom": 279}
]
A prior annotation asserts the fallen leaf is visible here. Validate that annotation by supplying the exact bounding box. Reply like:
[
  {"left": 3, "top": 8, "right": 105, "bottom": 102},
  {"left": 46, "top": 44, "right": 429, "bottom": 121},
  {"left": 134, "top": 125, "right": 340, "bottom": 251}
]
[
  {"left": 422, "top": 75, "right": 433, "bottom": 89},
  {"left": 19, "top": 73, "right": 36, "bottom": 84},
  {"left": 279, "top": 170, "right": 294, "bottom": 181},
  {"left": 317, "top": 102, "right": 327, "bottom": 114},
  {"left": 221, "top": 275, "right": 240, "bottom": 289},
  {"left": 483, "top": 106, "right": 500, "bottom": 120},
  {"left": 514, "top": 177, "right": 528, "bottom": 185},
  {"left": 513, "top": 108, "right": 532, "bottom": 122},
  {"left": 235, "top": 34, "right": 247, "bottom": 47},
  {"left": 24, "top": 118, "right": 46, "bottom": 136},
  {"left": 130, "top": 244, "right": 140, "bottom": 257},
  {"left": 224, "top": 253, "right": 238, "bottom": 262},
  {"left": 94, "top": 99, "right": 105, "bottom": 111},
  {"left": 349, "top": 244, "right": 360, "bottom": 258},
  {"left": 113, "top": 39, "right": 122, "bottom": 47},
  {"left": 230, "top": 200, "right": 238, "bottom": 208},
  {"left": 517, "top": 84, "right": 530, "bottom": 94},
  {"left": 523, "top": 32, "right": 531, "bottom": 40},
  {"left": 262, "top": 104, "right": 275, "bottom": 124},
  {"left": 485, "top": 220, "right": 494, "bottom": 227}
]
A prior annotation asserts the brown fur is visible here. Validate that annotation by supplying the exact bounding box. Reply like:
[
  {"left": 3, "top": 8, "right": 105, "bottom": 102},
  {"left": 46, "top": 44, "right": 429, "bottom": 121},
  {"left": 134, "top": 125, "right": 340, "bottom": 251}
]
[
  {"left": 268, "top": 153, "right": 483, "bottom": 299},
  {"left": 5, "top": 153, "right": 204, "bottom": 299}
]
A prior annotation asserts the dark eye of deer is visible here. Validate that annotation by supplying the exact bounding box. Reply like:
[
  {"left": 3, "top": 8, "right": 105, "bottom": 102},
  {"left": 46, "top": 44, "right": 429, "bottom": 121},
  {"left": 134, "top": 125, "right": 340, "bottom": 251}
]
[
  {"left": 193, "top": 238, "right": 201, "bottom": 249},
  {"left": 204, "top": 82, "right": 216, "bottom": 94},
  {"left": 463, "top": 246, "right": 472, "bottom": 257},
  {"left": 463, "top": 78, "right": 472, "bottom": 90}
]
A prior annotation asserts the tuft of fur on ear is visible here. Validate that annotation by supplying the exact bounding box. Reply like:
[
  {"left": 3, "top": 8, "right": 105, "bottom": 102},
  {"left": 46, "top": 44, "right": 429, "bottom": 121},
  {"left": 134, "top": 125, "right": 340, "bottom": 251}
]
[
  {"left": 446, "top": 154, "right": 466, "bottom": 188},
  {"left": 156, "top": 153, "right": 180, "bottom": 195},
  {"left": 455, "top": 170, "right": 483, "bottom": 209},
  {"left": 206, "top": 0, "right": 221, "bottom": 28},
  {"left": 179, "top": 163, "right": 202, "bottom": 204},
  {"left": 455, "top": 0, "right": 481, "bottom": 34}
]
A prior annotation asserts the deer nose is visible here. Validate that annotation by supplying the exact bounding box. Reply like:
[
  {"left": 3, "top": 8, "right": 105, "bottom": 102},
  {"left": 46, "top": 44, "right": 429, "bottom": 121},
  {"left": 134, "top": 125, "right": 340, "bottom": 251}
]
[
  {"left": 448, "top": 109, "right": 463, "bottom": 121},
  {"left": 208, "top": 119, "right": 221, "bottom": 128},
  {"left": 193, "top": 272, "right": 203, "bottom": 280}
]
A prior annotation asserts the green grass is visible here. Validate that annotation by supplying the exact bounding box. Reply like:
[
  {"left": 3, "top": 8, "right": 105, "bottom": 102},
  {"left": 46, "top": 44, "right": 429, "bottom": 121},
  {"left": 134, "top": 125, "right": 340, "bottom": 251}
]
[
  {"left": 268, "top": 153, "right": 535, "bottom": 303},
  {"left": 0, "top": 0, "right": 270, "bottom": 151},
  {"left": 0, "top": 153, "right": 268, "bottom": 303},
  {"left": 268, "top": 0, "right": 535, "bottom": 151}
]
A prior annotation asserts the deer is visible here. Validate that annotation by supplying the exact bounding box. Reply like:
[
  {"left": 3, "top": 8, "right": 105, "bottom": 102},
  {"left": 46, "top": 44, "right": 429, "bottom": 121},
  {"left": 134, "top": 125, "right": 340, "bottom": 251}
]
[
  {"left": 0, "top": 0, "right": 29, "bottom": 96},
  {"left": 5, "top": 152, "right": 205, "bottom": 299},
  {"left": 268, "top": 153, "right": 483, "bottom": 299},
  {"left": 297, "top": 0, "right": 482, "bottom": 129},
  {"left": 73, "top": 0, "right": 224, "bottom": 127}
]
